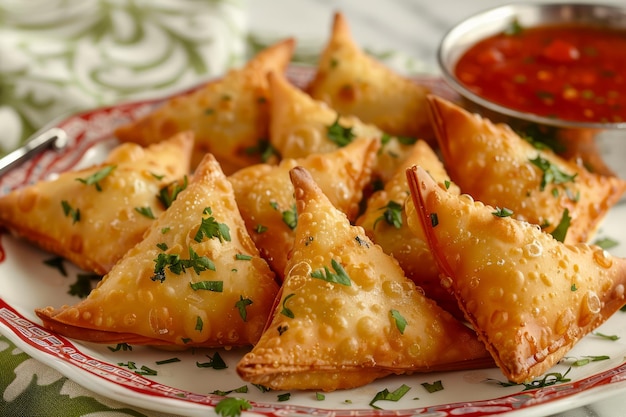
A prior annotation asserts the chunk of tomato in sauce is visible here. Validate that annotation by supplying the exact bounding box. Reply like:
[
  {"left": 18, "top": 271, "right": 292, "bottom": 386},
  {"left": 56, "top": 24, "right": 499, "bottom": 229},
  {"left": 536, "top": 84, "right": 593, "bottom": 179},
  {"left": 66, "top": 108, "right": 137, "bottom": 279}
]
[{"left": 454, "top": 23, "right": 626, "bottom": 123}]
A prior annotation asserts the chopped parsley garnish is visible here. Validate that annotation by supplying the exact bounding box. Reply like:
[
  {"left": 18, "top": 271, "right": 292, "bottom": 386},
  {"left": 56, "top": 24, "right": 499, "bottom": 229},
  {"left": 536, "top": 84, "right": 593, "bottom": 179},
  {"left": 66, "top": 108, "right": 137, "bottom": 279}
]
[
  {"left": 158, "top": 176, "right": 188, "bottom": 208},
  {"left": 150, "top": 172, "right": 165, "bottom": 180},
  {"left": 151, "top": 247, "right": 215, "bottom": 282},
  {"left": 373, "top": 200, "right": 403, "bottom": 229},
  {"left": 310, "top": 259, "right": 351, "bottom": 286},
  {"left": 135, "top": 206, "right": 156, "bottom": 219},
  {"left": 281, "top": 203, "right": 298, "bottom": 230},
  {"left": 255, "top": 224, "right": 268, "bottom": 233},
  {"left": 503, "top": 18, "right": 524, "bottom": 36},
  {"left": 211, "top": 385, "right": 248, "bottom": 396},
  {"left": 327, "top": 115, "right": 355, "bottom": 146},
  {"left": 118, "top": 361, "right": 137, "bottom": 370},
  {"left": 316, "top": 392, "right": 325, "bottom": 401},
  {"left": 487, "top": 368, "right": 571, "bottom": 390},
  {"left": 156, "top": 357, "right": 181, "bottom": 365},
  {"left": 280, "top": 293, "right": 296, "bottom": 318},
  {"left": 594, "top": 331, "right": 620, "bottom": 341},
  {"left": 568, "top": 355, "right": 610, "bottom": 366},
  {"left": 68, "top": 273, "right": 101, "bottom": 298},
  {"left": 245, "top": 138, "right": 279, "bottom": 162},
  {"left": 196, "top": 352, "right": 227, "bottom": 369},
  {"left": 277, "top": 324, "right": 288, "bottom": 335},
  {"left": 195, "top": 207, "right": 231, "bottom": 242},
  {"left": 549, "top": 208, "right": 571, "bottom": 242},
  {"left": 253, "top": 384, "right": 271, "bottom": 393},
  {"left": 235, "top": 296, "right": 253, "bottom": 321},
  {"left": 61, "top": 200, "right": 80, "bottom": 223},
  {"left": 156, "top": 242, "right": 168, "bottom": 251},
  {"left": 492, "top": 207, "right": 514, "bottom": 217},
  {"left": 421, "top": 380, "right": 444, "bottom": 393},
  {"left": 571, "top": 283, "right": 578, "bottom": 291},
  {"left": 395, "top": 135, "right": 418, "bottom": 146},
  {"left": 529, "top": 155, "right": 577, "bottom": 191},
  {"left": 369, "top": 384, "right": 411, "bottom": 409},
  {"left": 136, "top": 365, "right": 158, "bottom": 376},
  {"left": 195, "top": 316, "right": 204, "bottom": 331},
  {"left": 523, "top": 369, "right": 572, "bottom": 390},
  {"left": 190, "top": 280, "right": 223, "bottom": 292},
  {"left": 277, "top": 393, "right": 291, "bottom": 402},
  {"left": 214, "top": 397, "right": 251, "bottom": 417},
  {"left": 390, "top": 309, "right": 407, "bottom": 334},
  {"left": 43, "top": 256, "right": 67, "bottom": 276},
  {"left": 108, "top": 343, "right": 132, "bottom": 352},
  {"left": 594, "top": 237, "right": 619, "bottom": 250},
  {"left": 429, "top": 213, "right": 439, "bottom": 227},
  {"left": 518, "top": 125, "right": 565, "bottom": 153},
  {"left": 235, "top": 253, "right": 252, "bottom": 261},
  {"left": 76, "top": 165, "right": 116, "bottom": 191}
]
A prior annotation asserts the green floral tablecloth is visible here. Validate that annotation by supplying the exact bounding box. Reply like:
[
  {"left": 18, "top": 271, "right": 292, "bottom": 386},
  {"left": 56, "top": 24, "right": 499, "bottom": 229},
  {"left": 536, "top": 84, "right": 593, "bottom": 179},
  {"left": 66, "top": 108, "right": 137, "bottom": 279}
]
[
  {"left": 0, "top": 335, "right": 181, "bottom": 417},
  {"left": 0, "top": 1, "right": 245, "bottom": 415},
  {"left": 0, "top": 0, "right": 247, "bottom": 156}
]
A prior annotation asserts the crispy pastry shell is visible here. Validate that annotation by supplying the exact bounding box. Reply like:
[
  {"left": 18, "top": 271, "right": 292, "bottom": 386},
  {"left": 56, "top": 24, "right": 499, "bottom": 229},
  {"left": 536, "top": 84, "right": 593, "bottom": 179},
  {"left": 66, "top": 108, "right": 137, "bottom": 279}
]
[
  {"left": 229, "top": 137, "right": 378, "bottom": 279},
  {"left": 115, "top": 39, "right": 295, "bottom": 173},
  {"left": 0, "top": 132, "right": 193, "bottom": 275},
  {"left": 428, "top": 95, "right": 626, "bottom": 244},
  {"left": 37, "top": 154, "right": 279, "bottom": 348},
  {"left": 407, "top": 165, "right": 626, "bottom": 382},
  {"left": 236, "top": 167, "right": 493, "bottom": 391},
  {"left": 357, "top": 140, "right": 462, "bottom": 318},
  {"left": 307, "top": 12, "right": 433, "bottom": 141},
  {"left": 268, "top": 71, "right": 415, "bottom": 183}
]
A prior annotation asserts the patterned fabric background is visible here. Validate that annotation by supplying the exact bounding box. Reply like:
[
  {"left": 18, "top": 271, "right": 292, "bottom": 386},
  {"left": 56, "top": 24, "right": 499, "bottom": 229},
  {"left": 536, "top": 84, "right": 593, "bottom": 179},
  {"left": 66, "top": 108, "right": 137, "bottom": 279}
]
[{"left": 0, "top": 0, "right": 247, "bottom": 156}]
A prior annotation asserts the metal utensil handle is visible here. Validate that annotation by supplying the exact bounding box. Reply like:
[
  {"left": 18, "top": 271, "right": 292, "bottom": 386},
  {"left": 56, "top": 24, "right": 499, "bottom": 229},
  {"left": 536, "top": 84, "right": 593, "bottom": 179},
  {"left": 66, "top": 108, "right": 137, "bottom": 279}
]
[{"left": 0, "top": 128, "right": 68, "bottom": 177}]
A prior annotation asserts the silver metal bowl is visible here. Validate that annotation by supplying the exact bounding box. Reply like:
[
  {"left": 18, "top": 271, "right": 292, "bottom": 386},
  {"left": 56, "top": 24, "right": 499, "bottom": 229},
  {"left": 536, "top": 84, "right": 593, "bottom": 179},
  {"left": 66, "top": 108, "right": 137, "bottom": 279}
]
[{"left": 437, "top": 2, "right": 626, "bottom": 177}]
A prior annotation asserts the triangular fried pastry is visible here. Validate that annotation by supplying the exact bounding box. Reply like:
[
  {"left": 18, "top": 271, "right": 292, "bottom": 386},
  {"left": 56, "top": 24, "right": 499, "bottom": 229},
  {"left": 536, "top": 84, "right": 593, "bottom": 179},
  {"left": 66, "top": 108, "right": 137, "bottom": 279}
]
[
  {"left": 236, "top": 167, "right": 493, "bottom": 391},
  {"left": 36, "top": 154, "right": 279, "bottom": 348},
  {"left": 115, "top": 38, "right": 295, "bottom": 174},
  {"left": 307, "top": 12, "right": 433, "bottom": 141},
  {"left": 229, "top": 137, "right": 378, "bottom": 279},
  {"left": 428, "top": 95, "right": 626, "bottom": 244},
  {"left": 356, "top": 140, "right": 463, "bottom": 318},
  {"left": 0, "top": 132, "right": 193, "bottom": 275},
  {"left": 269, "top": 70, "right": 415, "bottom": 182},
  {"left": 406, "top": 165, "right": 626, "bottom": 383}
]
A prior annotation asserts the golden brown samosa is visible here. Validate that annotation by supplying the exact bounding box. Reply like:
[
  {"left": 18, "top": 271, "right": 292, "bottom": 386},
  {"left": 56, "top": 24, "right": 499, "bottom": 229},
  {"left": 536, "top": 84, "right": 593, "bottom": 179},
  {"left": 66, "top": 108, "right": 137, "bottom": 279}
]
[
  {"left": 428, "top": 95, "right": 626, "bottom": 244},
  {"left": 37, "top": 154, "right": 279, "bottom": 348},
  {"left": 356, "top": 139, "right": 462, "bottom": 317},
  {"left": 115, "top": 39, "right": 295, "bottom": 173},
  {"left": 308, "top": 12, "right": 433, "bottom": 141},
  {"left": 269, "top": 70, "right": 414, "bottom": 183},
  {"left": 407, "top": 165, "right": 626, "bottom": 383},
  {"left": 236, "top": 167, "right": 493, "bottom": 391},
  {"left": 229, "top": 137, "right": 378, "bottom": 279},
  {"left": 0, "top": 132, "right": 194, "bottom": 275}
]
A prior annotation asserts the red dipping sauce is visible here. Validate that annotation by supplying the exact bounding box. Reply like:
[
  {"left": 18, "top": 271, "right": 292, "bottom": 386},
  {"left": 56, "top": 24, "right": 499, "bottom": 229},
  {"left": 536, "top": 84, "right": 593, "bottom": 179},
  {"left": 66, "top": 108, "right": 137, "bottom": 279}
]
[{"left": 454, "top": 22, "right": 626, "bottom": 124}]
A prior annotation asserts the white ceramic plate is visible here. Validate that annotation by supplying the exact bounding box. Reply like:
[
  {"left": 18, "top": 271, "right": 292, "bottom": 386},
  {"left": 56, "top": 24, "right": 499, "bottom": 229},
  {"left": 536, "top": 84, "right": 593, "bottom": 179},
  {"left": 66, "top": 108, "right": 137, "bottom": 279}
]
[{"left": 2, "top": 68, "right": 626, "bottom": 417}]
